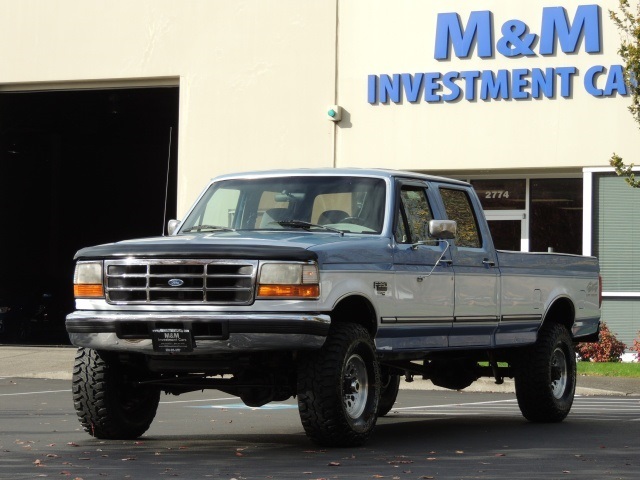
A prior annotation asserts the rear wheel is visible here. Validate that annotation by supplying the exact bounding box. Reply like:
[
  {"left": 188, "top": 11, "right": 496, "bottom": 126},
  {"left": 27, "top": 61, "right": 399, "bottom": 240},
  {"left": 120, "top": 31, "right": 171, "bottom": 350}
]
[
  {"left": 377, "top": 369, "right": 400, "bottom": 416},
  {"left": 514, "top": 323, "right": 576, "bottom": 422},
  {"left": 297, "top": 323, "right": 380, "bottom": 447},
  {"left": 72, "top": 348, "right": 160, "bottom": 439}
]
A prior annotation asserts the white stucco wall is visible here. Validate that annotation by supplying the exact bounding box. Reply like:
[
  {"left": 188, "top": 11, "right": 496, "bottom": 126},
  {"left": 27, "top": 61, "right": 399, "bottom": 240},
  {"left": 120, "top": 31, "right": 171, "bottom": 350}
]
[
  {"left": 1, "top": 0, "right": 639, "bottom": 215},
  {"left": 0, "top": 0, "right": 338, "bottom": 215},
  {"left": 337, "top": 0, "right": 640, "bottom": 172}
]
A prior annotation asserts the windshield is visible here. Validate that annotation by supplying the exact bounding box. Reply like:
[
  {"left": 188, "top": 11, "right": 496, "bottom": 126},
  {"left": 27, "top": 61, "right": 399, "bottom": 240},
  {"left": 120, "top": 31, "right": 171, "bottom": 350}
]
[{"left": 180, "top": 176, "right": 387, "bottom": 234}]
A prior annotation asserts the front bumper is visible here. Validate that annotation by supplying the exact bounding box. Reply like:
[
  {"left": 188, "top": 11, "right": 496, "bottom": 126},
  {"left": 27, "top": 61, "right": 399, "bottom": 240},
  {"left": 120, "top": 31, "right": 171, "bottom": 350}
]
[{"left": 66, "top": 310, "right": 331, "bottom": 354}]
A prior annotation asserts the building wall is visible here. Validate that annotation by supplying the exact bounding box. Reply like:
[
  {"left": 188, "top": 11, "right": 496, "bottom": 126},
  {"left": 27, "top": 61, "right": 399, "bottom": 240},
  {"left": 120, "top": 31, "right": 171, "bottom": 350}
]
[
  {"left": 0, "top": 0, "right": 339, "bottom": 215},
  {"left": 337, "top": 0, "right": 640, "bottom": 171},
  {"left": 2, "top": 1, "right": 639, "bottom": 214},
  {"left": 2, "top": 0, "right": 639, "bottom": 212},
  {"left": 1, "top": 0, "right": 639, "bottom": 347}
]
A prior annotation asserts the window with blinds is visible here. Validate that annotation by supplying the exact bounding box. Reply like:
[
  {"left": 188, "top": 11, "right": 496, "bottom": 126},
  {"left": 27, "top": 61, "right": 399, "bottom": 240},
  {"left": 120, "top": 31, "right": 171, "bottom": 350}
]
[
  {"left": 593, "top": 173, "right": 640, "bottom": 348},
  {"left": 593, "top": 174, "right": 640, "bottom": 293}
]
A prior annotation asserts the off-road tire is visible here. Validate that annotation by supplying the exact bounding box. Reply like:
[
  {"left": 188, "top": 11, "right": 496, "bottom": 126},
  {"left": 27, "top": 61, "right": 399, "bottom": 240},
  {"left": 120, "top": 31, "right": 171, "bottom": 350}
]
[
  {"left": 378, "top": 370, "right": 400, "bottom": 417},
  {"left": 72, "top": 348, "right": 160, "bottom": 439},
  {"left": 297, "top": 323, "right": 380, "bottom": 447},
  {"left": 514, "top": 323, "right": 576, "bottom": 423}
]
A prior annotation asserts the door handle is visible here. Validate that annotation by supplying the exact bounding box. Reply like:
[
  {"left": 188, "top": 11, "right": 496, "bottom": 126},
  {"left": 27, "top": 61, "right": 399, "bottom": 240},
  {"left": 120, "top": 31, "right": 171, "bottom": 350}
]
[
  {"left": 439, "top": 259, "right": 453, "bottom": 265},
  {"left": 482, "top": 258, "right": 496, "bottom": 267}
]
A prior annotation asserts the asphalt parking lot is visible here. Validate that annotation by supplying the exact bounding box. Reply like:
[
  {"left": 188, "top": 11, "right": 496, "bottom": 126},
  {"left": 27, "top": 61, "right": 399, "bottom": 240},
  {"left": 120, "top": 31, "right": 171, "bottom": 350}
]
[
  {"left": 1, "top": 346, "right": 639, "bottom": 479},
  {"left": 1, "top": 377, "right": 639, "bottom": 479}
]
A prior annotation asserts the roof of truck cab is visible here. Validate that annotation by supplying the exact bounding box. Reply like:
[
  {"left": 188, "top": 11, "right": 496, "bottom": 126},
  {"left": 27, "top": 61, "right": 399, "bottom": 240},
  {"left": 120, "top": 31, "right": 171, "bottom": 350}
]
[{"left": 210, "top": 168, "right": 470, "bottom": 186}]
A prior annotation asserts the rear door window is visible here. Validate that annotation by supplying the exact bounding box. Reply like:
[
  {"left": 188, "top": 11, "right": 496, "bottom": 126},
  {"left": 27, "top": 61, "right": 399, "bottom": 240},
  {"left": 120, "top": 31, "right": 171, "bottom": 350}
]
[{"left": 439, "top": 188, "right": 482, "bottom": 248}]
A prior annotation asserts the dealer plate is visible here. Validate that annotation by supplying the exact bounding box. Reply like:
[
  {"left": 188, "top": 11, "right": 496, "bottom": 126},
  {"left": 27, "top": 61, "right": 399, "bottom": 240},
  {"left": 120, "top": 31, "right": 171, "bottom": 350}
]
[{"left": 152, "top": 328, "right": 193, "bottom": 353}]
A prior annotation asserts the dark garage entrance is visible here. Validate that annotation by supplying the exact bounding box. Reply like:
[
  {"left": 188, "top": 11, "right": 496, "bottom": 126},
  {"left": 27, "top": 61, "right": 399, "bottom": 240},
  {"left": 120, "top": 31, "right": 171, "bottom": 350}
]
[{"left": 0, "top": 87, "right": 179, "bottom": 343}]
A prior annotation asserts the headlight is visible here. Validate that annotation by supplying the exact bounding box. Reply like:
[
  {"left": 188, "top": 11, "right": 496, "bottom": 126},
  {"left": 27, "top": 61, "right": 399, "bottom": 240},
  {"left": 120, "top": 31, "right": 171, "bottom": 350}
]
[
  {"left": 73, "top": 261, "right": 104, "bottom": 298},
  {"left": 257, "top": 262, "right": 319, "bottom": 298}
]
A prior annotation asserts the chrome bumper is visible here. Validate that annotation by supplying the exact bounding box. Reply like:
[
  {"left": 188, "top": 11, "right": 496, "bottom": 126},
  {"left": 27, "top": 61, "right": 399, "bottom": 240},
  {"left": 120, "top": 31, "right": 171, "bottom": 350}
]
[{"left": 66, "top": 310, "right": 331, "bottom": 354}]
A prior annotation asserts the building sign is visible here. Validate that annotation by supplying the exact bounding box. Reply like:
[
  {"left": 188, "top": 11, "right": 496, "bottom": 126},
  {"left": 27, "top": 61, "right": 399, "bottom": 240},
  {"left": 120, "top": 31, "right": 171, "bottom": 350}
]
[{"left": 368, "top": 4, "right": 631, "bottom": 104}]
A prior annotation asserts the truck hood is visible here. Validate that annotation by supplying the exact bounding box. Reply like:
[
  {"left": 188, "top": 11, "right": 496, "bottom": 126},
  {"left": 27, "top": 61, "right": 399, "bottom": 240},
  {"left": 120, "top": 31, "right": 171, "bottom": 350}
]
[{"left": 74, "top": 231, "right": 393, "bottom": 265}]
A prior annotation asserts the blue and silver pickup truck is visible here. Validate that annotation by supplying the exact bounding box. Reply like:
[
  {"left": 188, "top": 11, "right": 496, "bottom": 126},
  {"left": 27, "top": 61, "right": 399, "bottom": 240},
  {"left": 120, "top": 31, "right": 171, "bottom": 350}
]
[{"left": 66, "top": 168, "right": 601, "bottom": 447}]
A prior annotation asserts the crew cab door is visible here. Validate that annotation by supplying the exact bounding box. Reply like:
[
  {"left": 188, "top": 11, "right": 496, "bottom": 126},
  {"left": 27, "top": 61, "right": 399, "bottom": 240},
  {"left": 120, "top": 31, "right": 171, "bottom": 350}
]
[
  {"left": 379, "top": 180, "right": 454, "bottom": 352},
  {"left": 436, "top": 185, "right": 500, "bottom": 347}
]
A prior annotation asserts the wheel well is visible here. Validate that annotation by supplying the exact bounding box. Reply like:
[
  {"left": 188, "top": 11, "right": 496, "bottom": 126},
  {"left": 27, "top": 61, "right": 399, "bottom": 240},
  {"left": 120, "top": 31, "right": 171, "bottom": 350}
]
[
  {"left": 542, "top": 297, "right": 575, "bottom": 332},
  {"left": 330, "top": 295, "right": 377, "bottom": 336}
]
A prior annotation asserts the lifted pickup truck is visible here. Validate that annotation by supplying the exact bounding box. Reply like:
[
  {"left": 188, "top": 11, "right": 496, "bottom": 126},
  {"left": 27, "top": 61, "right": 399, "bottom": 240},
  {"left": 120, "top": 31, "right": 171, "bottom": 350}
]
[{"left": 66, "top": 169, "right": 601, "bottom": 447}]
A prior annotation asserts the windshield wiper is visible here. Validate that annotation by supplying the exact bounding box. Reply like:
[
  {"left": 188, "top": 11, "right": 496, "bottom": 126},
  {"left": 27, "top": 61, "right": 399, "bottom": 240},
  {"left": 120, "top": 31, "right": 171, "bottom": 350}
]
[
  {"left": 277, "top": 220, "right": 343, "bottom": 236},
  {"left": 182, "top": 225, "right": 236, "bottom": 233}
]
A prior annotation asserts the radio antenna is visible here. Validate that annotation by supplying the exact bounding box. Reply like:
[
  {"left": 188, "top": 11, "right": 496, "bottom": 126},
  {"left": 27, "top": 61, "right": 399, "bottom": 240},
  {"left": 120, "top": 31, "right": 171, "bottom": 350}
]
[{"left": 162, "top": 126, "right": 173, "bottom": 236}]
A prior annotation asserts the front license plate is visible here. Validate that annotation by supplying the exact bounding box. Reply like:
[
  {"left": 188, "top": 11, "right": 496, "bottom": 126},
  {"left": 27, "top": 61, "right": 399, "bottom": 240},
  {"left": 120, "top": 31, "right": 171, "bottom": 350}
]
[{"left": 152, "top": 329, "right": 193, "bottom": 353}]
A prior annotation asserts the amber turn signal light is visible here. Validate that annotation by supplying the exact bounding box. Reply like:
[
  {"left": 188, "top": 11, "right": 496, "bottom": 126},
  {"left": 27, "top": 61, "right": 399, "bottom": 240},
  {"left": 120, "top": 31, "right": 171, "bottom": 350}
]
[
  {"left": 257, "top": 284, "right": 319, "bottom": 298},
  {"left": 74, "top": 284, "right": 104, "bottom": 298}
]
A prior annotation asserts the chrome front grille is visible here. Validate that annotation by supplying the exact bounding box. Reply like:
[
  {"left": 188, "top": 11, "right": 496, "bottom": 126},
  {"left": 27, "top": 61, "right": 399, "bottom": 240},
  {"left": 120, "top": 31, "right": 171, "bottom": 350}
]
[{"left": 104, "top": 259, "right": 258, "bottom": 305}]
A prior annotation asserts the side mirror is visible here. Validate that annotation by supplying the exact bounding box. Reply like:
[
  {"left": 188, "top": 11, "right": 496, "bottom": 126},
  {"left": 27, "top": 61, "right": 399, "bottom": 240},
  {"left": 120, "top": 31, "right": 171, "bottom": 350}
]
[
  {"left": 429, "top": 219, "right": 456, "bottom": 240},
  {"left": 167, "top": 219, "right": 181, "bottom": 236}
]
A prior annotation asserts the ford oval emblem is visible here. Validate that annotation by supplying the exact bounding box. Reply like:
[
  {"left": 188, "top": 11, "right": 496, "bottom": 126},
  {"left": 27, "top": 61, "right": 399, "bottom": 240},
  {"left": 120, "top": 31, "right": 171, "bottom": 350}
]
[{"left": 168, "top": 279, "right": 184, "bottom": 287}]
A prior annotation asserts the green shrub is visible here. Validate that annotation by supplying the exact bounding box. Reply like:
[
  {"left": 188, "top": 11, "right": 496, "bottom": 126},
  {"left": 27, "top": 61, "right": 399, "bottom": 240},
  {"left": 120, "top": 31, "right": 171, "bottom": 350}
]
[{"left": 576, "top": 322, "right": 626, "bottom": 362}]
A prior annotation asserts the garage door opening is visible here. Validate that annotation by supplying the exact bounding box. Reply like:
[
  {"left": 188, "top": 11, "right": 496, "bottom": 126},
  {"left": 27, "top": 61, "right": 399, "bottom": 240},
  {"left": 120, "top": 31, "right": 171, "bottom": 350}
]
[{"left": 0, "top": 87, "right": 179, "bottom": 343}]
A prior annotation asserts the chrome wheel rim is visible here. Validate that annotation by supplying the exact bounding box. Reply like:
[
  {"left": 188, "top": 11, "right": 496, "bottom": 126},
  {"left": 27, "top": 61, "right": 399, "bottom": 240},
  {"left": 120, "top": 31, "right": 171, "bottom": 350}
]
[
  {"left": 550, "top": 347, "right": 568, "bottom": 399},
  {"left": 343, "top": 353, "right": 369, "bottom": 419}
]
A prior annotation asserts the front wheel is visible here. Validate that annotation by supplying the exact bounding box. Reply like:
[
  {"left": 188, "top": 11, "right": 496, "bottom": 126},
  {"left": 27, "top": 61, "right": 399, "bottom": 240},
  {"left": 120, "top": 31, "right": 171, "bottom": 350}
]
[
  {"left": 514, "top": 323, "right": 576, "bottom": 423},
  {"left": 72, "top": 348, "right": 160, "bottom": 439},
  {"left": 297, "top": 323, "right": 380, "bottom": 447}
]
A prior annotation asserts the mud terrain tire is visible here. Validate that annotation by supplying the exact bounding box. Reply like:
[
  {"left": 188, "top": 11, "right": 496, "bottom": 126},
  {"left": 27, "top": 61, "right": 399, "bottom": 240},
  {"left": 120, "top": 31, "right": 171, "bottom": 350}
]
[
  {"left": 72, "top": 348, "right": 160, "bottom": 439},
  {"left": 514, "top": 323, "right": 576, "bottom": 422},
  {"left": 297, "top": 323, "right": 380, "bottom": 447}
]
